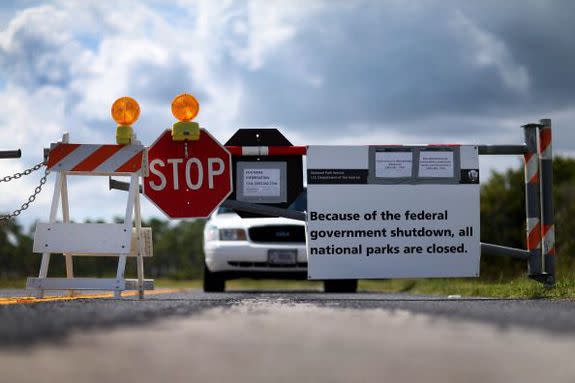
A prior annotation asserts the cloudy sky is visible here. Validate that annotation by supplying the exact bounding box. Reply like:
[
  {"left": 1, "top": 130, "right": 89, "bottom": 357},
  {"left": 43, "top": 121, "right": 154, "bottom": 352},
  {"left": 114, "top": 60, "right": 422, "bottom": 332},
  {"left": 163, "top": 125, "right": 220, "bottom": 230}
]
[{"left": 0, "top": 0, "right": 574, "bottom": 226}]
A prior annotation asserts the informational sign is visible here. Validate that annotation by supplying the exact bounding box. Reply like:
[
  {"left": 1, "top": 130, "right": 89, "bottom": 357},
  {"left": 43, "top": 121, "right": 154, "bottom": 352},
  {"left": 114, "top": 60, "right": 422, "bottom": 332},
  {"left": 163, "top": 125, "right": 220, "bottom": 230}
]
[
  {"left": 375, "top": 151, "right": 412, "bottom": 178},
  {"left": 236, "top": 161, "right": 286, "bottom": 203},
  {"left": 143, "top": 129, "right": 232, "bottom": 218},
  {"left": 225, "top": 129, "right": 303, "bottom": 218},
  {"left": 306, "top": 145, "right": 480, "bottom": 279},
  {"left": 419, "top": 150, "right": 454, "bottom": 178},
  {"left": 244, "top": 168, "right": 280, "bottom": 196}
]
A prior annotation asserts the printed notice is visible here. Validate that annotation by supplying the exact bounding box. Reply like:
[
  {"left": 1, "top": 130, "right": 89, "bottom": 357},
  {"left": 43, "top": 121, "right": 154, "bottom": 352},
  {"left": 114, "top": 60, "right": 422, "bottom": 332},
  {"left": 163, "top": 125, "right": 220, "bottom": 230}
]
[
  {"left": 306, "top": 145, "right": 480, "bottom": 280},
  {"left": 375, "top": 152, "right": 413, "bottom": 178},
  {"left": 419, "top": 151, "right": 454, "bottom": 178},
  {"left": 243, "top": 168, "right": 281, "bottom": 197}
]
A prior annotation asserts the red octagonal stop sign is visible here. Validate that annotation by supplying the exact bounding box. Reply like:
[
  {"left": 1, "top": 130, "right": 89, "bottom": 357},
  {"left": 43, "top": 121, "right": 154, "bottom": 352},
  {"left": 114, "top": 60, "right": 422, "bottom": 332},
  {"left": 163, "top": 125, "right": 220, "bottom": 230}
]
[{"left": 143, "top": 129, "right": 232, "bottom": 218}]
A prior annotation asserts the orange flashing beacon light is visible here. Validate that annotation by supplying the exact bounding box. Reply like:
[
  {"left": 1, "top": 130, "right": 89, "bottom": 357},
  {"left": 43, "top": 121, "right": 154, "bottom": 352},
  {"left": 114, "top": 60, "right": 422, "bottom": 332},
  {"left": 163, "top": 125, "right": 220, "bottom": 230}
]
[
  {"left": 171, "top": 93, "right": 200, "bottom": 141},
  {"left": 112, "top": 96, "right": 140, "bottom": 144}
]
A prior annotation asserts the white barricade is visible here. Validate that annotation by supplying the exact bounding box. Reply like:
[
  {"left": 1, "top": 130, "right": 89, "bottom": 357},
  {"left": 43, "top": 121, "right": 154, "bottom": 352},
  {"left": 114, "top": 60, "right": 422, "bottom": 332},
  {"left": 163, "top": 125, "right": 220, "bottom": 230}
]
[{"left": 27, "top": 133, "right": 153, "bottom": 298}]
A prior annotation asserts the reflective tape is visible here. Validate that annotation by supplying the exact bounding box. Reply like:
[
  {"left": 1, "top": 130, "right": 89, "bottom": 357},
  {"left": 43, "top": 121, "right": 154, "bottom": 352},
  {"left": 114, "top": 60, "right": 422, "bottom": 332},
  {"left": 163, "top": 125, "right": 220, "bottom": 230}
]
[
  {"left": 71, "top": 145, "right": 124, "bottom": 171},
  {"left": 539, "top": 127, "right": 553, "bottom": 160},
  {"left": 225, "top": 146, "right": 307, "bottom": 156},
  {"left": 47, "top": 143, "right": 144, "bottom": 174},
  {"left": 524, "top": 152, "right": 539, "bottom": 184},
  {"left": 542, "top": 224, "right": 555, "bottom": 256},
  {"left": 243, "top": 146, "right": 269, "bottom": 156},
  {"left": 527, "top": 218, "right": 541, "bottom": 250}
]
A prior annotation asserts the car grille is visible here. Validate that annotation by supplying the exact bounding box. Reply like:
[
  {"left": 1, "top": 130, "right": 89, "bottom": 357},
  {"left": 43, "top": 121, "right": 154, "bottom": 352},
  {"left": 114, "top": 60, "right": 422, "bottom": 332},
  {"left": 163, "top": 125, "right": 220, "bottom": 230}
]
[
  {"left": 248, "top": 225, "right": 306, "bottom": 244},
  {"left": 228, "top": 261, "right": 308, "bottom": 268}
]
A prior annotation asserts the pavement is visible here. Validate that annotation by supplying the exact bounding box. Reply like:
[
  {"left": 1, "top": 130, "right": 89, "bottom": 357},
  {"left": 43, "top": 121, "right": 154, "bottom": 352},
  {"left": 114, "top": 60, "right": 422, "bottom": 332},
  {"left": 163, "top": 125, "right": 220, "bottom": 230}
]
[{"left": 1, "top": 289, "right": 575, "bottom": 382}]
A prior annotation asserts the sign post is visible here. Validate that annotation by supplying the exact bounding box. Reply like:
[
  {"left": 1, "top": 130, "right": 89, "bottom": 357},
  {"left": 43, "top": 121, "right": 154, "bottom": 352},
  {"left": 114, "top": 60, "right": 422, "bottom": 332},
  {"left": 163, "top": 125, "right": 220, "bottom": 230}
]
[{"left": 306, "top": 145, "right": 481, "bottom": 280}]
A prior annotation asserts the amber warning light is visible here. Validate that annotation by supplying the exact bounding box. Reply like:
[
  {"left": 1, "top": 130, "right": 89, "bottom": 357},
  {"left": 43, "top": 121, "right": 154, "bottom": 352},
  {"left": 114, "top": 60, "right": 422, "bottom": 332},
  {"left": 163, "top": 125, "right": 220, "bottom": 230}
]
[
  {"left": 112, "top": 96, "right": 140, "bottom": 144},
  {"left": 171, "top": 93, "right": 200, "bottom": 141}
]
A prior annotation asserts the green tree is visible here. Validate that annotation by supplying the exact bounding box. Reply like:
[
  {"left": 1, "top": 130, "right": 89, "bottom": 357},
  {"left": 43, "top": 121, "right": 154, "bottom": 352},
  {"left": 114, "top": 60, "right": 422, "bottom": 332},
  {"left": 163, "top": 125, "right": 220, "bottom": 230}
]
[
  {"left": 479, "top": 156, "right": 575, "bottom": 279},
  {"left": 146, "top": 219, "right": 206, "bottom": 279}
]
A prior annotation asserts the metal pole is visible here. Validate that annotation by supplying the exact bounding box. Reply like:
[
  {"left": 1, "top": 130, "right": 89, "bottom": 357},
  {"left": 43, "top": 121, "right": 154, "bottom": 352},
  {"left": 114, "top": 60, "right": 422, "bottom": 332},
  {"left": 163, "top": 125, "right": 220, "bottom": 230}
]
[
  {"left": 134, "top": 174, "right": 145, "bottom": 299},
  {"left": 227, "top": 144, "right": 530, "bottom": 156},
  {"left": 0, "top": 150, "right": 21, "bottom": 159},
  {"left": 477, "top": 145, "right": 528, "bottom": 155},
  {"left": 523, "top": 124, "right": 544, "bottom": 277},
  {"left": 481, "top": 242, "right": 530, "bottom": 260},
  {"left": 221, "top": 199, "right": 306, "bottom": 221},
  {"left": 538, "top": 119, "right": 555, "bottom": 285}
]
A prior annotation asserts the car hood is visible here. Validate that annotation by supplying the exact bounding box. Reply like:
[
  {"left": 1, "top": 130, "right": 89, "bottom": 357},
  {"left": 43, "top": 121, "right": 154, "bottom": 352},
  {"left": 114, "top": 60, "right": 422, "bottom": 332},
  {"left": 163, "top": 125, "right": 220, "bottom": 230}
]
[{"left": 207, "top": 214, "right": 305, "bottom": 229}]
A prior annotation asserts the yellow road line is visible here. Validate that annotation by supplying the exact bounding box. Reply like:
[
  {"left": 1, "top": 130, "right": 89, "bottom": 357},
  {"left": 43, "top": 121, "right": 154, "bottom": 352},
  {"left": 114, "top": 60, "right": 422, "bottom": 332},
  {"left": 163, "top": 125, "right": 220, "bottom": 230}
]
[{"left": 0, "top": 288, "right": 185, "bottom": 305}]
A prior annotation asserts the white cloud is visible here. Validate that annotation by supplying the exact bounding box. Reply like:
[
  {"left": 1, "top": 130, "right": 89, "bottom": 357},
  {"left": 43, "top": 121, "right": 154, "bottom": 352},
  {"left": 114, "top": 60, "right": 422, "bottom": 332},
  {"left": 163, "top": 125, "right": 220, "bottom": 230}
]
[
  {"left": 304, "top": 115, "right": 525, "bottom": 178},
  {"left": 451, "top": 10, "right": 530, "bottom": 93},
  {"left": 0, "top": 0, "right": 572, "bottom": 227},
  {"left": 0, "top": 0, "right": 328, "bottom": 225}
]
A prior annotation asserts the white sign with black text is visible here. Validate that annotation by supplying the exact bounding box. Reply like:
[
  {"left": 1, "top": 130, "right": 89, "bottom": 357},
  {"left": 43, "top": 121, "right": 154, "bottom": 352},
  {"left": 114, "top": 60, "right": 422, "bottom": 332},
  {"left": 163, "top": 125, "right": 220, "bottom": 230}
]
[
  {"left": 306, "top": 145, "right": 480, "bottom": 279},
  {"left": 243, "top": 168, "right": 281, "bottom": 197},
  {"left": 419, "top": 150, "right": 454, "bottom": 178},
  {"left": 375, "top": 151, "right": 413, "bottom": 178},
  {"left": 236, "top": 161, "right": 287, "bottom": 204}
]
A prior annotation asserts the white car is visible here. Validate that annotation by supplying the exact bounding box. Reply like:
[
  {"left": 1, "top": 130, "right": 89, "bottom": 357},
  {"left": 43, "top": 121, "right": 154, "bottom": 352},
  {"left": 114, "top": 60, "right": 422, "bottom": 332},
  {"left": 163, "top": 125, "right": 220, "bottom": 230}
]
[{"left": 202, "top": 192, "right": 358, "bottom": 293}]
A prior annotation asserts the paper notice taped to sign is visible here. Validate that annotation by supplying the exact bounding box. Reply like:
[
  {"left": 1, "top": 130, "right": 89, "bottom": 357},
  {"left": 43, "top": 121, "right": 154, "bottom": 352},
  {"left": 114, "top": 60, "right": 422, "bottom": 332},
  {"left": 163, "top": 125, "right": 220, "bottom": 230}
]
[
  {"left": 375, "top": 151, "right": 413, "bottom": 178},
  {"left": 418, "top": 151, "right": 454, "bottom": 178},
  {"left": 243, "top": 168, "right": 281, "bottom": 197}
]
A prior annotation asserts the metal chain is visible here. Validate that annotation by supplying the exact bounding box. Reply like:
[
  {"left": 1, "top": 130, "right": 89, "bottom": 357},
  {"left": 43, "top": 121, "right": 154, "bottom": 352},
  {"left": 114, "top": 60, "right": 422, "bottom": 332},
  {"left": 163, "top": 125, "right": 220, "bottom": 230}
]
[
  {"left": 0, "top": 161, "right": 50, "bottom": 222},
  {"left": 0, "top": 161, "right": 45, "bottom": 183}
]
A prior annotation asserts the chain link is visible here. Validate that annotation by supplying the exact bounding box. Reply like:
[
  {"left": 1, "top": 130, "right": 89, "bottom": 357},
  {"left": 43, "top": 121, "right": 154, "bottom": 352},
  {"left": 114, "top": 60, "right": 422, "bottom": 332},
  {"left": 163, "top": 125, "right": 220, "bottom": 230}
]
[
  {"left": 0, "top": 161, "right": 45, "bottom": 183},
  {"left": 0, "top": 160, "right": 50, "bottom": 222}
]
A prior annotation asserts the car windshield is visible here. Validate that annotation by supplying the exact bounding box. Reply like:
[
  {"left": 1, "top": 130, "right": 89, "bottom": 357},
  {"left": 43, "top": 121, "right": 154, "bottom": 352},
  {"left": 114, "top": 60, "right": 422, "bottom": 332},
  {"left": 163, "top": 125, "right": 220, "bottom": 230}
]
[
  {"left": 217, "top": 189, "right": 307, "bottom": 215},
  {"left": 217, "top": 206, "right": 236, "bottom": 214},
  {"left": 288, "top": 189, "right": 307, "bottom": 212}
]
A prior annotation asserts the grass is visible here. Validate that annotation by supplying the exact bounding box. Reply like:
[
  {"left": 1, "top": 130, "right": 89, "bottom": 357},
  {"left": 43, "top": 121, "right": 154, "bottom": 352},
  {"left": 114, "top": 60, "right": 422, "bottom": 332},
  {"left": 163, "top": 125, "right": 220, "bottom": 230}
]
[
  {"left": 161, "top": 276, "right": 575, "bottom": 299},
  {"left": 359, "top": 277, "right": 575, "bottom": 299},
  {"left": 0, "top": 278, "right": 27, "bottom": 289},
  {"left": 3, "top": 276, "right": 574, "bottom": 299}
]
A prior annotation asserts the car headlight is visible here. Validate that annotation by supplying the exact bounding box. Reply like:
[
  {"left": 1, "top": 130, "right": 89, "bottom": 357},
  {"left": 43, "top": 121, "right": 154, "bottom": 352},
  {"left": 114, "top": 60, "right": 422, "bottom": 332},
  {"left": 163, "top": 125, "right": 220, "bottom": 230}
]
[
  {"left": 205, "top": 225, "right": 219, "bottom": 241},
  {"left": 219, "top": 228, "right": 247, "bottom": 241}
]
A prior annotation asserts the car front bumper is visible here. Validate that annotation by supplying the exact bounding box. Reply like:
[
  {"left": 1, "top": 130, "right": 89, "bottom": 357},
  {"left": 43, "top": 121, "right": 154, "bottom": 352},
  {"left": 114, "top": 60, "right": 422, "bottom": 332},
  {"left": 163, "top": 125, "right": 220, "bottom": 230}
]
[{"left": 204, "top": 240, "right": 308, "bottom": 275}]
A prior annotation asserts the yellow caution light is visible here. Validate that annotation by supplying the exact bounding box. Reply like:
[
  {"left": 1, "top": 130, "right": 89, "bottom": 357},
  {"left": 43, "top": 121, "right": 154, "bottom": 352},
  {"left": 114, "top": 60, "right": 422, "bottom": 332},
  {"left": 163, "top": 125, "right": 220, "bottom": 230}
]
[
  {"left": 111, "top": 97, "right": 140, "bottom": 145},
  {"left": 171, "top": 93, "right": 200, "bottom": 141},
  {"left": 172, "top": 93, "right": 199, "bottom": 121},
  {"left": 112, "top": 96, "right": 140, "bottom": 125}
]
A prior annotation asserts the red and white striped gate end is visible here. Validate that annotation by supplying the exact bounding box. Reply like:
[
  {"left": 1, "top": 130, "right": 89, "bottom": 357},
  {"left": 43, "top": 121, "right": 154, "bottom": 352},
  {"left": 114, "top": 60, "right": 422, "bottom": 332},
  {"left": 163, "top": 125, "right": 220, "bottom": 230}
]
[{"left": 225, "top": 146, "right": 307, "bottom": 156}]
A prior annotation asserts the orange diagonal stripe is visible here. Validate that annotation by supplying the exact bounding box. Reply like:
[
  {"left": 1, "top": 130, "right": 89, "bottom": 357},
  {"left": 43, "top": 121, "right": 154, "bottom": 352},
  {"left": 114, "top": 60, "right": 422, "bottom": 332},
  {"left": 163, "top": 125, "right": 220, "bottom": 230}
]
[
  {"left": 71, "top": 145, "right": 124, "bottom": 172},
  {"left": 47, "top": 143, "right": 81, "bottom": 168},
  {"left": 527, "top": 222, "right": 542, "bottom": 250},
  {"left": 539, "top": 128, "right": 552, "bottom": 152},
  {"left": 115, "top": 150, "right": 143, "bottom": 173}
]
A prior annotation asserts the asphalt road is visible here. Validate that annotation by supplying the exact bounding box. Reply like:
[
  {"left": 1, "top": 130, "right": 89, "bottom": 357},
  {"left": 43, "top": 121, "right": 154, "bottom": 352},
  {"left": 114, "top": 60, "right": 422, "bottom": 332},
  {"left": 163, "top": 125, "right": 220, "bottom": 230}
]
[{"left": 1, "top": 289, "right": 575, "bottom": 382}]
